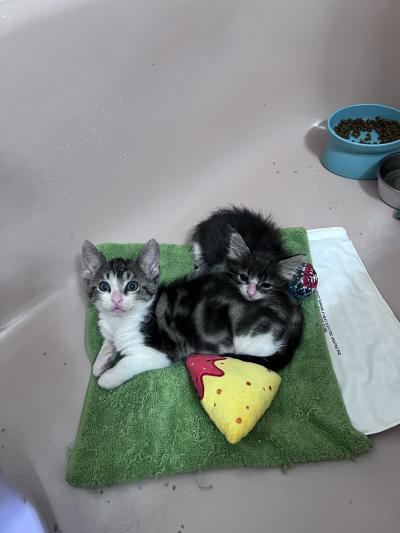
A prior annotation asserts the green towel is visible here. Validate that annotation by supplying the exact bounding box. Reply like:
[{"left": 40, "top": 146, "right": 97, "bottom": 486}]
[{"left": 66, "top": 228, "right": 370, "bottom": 489}]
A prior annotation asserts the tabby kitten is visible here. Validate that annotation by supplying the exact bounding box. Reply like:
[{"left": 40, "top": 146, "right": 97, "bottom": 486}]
[
  {"left": 82, "top": 239, "right": 303, "bottom": 389},
  {"left": 191, "top": 206, "right": 304, "bottom": 301},
  {"left": 81, "top": 239, "right": 170, "bottom": 382}
]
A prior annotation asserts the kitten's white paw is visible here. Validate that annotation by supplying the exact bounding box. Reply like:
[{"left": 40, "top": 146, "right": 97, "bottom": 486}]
[
  {"left": 93, "top": 341, "right": 115, "bottom": 377},
  {"left": 92, "top": 357, "right": 113, "bottom": 377},
  {"left": 97, "top": 370, "right": 125, "bottom": 389}
]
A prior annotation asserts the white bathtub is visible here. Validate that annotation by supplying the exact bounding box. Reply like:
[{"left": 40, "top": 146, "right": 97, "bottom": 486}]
[{"left": 1, "top": 1, "right": 399, "bottom": 532}]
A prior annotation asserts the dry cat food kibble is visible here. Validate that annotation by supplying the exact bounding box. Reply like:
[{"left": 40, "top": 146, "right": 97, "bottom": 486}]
[{"left": 334, "top": 116, "right": 400, "bottom": 144}]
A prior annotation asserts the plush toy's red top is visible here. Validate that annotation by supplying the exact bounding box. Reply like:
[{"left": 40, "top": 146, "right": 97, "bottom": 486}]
[{"left": 186, "top": 355, "right": 226, "bottom": 399}]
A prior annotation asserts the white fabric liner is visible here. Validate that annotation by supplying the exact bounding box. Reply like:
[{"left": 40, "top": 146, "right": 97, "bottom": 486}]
[{"left": 307, "top": 227, "right": 400, "bottom": 435}]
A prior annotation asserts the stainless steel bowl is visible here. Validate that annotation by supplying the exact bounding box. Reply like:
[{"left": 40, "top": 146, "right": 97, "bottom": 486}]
[{"left": 377, "top": 152, "right": 400, "bottom": 209}]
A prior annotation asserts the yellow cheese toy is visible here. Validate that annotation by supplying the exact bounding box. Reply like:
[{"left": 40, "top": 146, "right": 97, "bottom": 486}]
[{"left": 186, "top": 355, "right": 281, "bottom": 444}]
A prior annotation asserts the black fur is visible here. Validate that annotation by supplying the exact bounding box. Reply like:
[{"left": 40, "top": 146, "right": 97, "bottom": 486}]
[
  {"left": 141, "top": 270, "right": 303, "bottom": 371},
  {"left": 191, "top": 206, "right": 288, "bottom": 267},
  {"left": 187, "top": 206, "right": 305, "bottom": 368}
]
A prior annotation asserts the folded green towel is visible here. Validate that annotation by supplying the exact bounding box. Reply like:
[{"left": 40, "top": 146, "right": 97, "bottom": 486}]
[{"left": 66, "top": 228, "right": 370, "bottom": 489}]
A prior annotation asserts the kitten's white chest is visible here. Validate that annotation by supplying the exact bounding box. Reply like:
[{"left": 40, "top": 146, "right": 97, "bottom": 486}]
[{"left": 98, "top": 302, "right": 151, "bottom": 355}]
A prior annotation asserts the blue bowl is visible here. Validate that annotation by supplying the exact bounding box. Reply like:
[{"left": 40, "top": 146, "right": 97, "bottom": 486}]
[{"left": 321, "top": 103, "right": 400, "bottom": 180}]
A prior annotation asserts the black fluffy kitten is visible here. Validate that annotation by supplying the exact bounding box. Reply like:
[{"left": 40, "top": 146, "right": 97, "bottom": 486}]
[
  {"left": 192, "top": 206, "right": 286, "bottom": 266},
  {"left": 191, "top": 206, "right": 304, "bottom": 301},
  {"left": 143, "top": 263, "right": 304, "bottom": 372}
]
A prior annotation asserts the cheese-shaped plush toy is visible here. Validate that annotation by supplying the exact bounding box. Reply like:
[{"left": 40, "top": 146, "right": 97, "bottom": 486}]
[{"left": 186, "top": 355, "right": 281, "bottom": 444}]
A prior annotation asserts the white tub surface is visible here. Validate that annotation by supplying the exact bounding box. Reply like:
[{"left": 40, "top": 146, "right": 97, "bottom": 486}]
[{"left": 1, "top": 1, "right": 399, "bottom": 532}]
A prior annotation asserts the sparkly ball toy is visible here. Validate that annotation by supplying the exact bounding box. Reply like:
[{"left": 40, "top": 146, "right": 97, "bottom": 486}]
[{"left": 288, "top": 262, "right": 318, "bottom": 299}]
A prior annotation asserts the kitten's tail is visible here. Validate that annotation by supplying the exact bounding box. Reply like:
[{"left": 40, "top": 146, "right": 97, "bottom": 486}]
[{"left": 224, "top": 351, "right": 294, "bottom": 372}]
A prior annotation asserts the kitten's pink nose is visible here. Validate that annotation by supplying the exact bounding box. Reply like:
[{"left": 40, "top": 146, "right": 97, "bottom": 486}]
[
  {"left": 247, "top": 283, "right": 257, "bottom": 297},
  {"left": 111, "top": 292, "right": 123, "bottom": 304}
]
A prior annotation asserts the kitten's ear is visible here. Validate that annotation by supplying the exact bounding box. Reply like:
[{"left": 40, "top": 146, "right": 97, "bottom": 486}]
[
  {"left": 227, "top": 232, "right": 250, "bottom": 260},
  {"left": 81, "top": 240, "right": 106, "bottom": 280},
  {"left": 278, "top": 255, "right": 306, "bottom": 281},
  {"left": 137, "top": 239, "right": 160, "bottom": 281}
]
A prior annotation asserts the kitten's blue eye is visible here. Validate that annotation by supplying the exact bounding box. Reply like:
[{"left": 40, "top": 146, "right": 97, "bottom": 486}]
[
  {"left": 126, "top": 281, "right": 139, "bottom": 292},
  {"left": 260, "top": 282, "right": 272, "bottom": 290},
  {"left": 98, "top": 281, "right": 111, "bottom": 292},
  {"left": 239, "top": 273, "right": 249, "bottom": 283}
]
